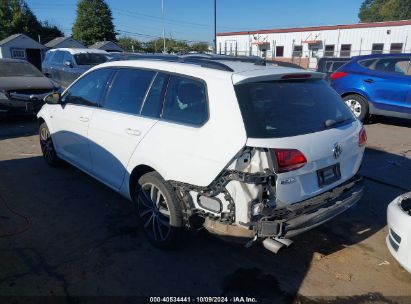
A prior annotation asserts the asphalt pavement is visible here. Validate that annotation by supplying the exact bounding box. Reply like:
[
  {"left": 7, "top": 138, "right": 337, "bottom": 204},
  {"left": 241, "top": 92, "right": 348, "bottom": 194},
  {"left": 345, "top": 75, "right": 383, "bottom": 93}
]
[{"left": 0, "top": 115, "right": 410, "bottom": 303}]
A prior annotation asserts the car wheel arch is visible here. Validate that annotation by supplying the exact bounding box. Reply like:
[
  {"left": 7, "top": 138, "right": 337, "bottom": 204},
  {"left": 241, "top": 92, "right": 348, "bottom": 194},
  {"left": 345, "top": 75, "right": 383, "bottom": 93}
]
[
  {"left": 37, "top": 117, "right": 45, "bottom": 126},
  {"left": 341, "top": 91, "right": 369, "bottom": 101},
  {"left": 129, "top": 164, "right": 156, "bottom": 198}
]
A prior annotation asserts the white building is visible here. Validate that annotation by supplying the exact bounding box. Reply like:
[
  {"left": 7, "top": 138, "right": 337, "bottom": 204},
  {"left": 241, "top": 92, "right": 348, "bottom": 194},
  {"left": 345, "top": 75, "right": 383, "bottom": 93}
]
[
  {"left": 216, "top": 20, "right": 411, "bottom": 69},
  {"left": 0, "top": 33, "right": 47, "bottom": 70}
]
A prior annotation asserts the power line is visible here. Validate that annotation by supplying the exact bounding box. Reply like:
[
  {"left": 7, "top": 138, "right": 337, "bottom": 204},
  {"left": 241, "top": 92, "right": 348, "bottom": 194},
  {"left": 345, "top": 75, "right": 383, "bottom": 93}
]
[{"left": 117, "top": 29, "right": 209, "bottom": 44}]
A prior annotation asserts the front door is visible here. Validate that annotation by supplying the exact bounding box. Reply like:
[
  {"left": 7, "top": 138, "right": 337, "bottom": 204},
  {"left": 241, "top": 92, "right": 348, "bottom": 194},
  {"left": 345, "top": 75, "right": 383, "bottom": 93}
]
[
  {"left": 88, "top": 68, "right": 163, "bottom": 189},
  {"left": 51, "top": 68, "right": 113, "bottom": 172}
]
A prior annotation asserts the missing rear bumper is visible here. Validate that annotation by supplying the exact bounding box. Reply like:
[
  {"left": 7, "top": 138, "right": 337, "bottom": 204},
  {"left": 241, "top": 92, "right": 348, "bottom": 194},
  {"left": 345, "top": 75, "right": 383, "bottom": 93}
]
[{"left": 255, "top": 175, "right": 364, "bottom": 238}]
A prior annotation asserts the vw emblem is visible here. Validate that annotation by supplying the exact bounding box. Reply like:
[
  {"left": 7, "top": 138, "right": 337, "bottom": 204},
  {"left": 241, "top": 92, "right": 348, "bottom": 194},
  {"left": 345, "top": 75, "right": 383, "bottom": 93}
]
[{"left": 333, "top": 143, "right": 343, "bottom": 159}]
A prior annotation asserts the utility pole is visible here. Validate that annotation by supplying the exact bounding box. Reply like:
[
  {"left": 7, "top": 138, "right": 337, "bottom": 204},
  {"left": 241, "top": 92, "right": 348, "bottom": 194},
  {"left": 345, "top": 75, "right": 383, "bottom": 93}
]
[
  {"left": 213, "top": 0, "right": 217, "bottom": 54},
  {"left": 162, "top": 0, "right": 166, "bottom": 53}
]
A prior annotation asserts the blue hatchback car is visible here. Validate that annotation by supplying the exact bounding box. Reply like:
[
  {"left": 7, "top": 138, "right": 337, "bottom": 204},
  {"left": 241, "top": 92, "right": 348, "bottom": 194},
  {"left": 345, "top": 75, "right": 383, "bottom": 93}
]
[{"left": 331, "top": 53, "right": 411, "bottom": 121}]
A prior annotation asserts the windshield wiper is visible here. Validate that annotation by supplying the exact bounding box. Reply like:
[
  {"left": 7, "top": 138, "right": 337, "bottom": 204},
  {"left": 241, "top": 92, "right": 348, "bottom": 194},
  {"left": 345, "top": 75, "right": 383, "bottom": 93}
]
[{"left": 324, "top": 117, "right": 351, "bottom": 128}]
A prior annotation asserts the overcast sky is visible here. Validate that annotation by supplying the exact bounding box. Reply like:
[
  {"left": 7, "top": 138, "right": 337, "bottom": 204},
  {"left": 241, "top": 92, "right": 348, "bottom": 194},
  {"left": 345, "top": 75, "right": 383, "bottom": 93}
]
[{"left": 26, "top": 0, "right": 364, "bottom": 43}]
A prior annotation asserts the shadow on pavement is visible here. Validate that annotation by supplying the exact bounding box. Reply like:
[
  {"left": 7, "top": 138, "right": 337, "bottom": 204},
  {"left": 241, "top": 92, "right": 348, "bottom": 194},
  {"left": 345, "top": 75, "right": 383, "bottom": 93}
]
[
  {"left": 368, "top": 115, "right": 411, "bottom": 128},
  {"left": 0, "top": 116, "right": 38, "bottom": 140},
  {"left": 0, "top": 125, "right": 410, "bottom": 303}
]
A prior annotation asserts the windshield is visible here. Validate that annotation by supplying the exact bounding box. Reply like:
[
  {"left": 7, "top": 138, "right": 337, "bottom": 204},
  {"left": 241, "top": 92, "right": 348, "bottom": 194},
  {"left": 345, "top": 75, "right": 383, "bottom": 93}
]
[
  {"left": 0, "top": 61, "right": 44, "bottom": 77},
  {"left": 234, "top": 79, "right": 355, "bottom": 138},
  {"left": 74, "top": 53, "right": 108, "bottom": 66}
]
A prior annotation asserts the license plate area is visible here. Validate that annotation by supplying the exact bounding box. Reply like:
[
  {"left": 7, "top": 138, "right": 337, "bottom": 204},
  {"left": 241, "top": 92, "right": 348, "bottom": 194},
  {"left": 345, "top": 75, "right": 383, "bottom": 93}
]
[{"left": 317, "top": 164, "right": 341, "bottom": 187}]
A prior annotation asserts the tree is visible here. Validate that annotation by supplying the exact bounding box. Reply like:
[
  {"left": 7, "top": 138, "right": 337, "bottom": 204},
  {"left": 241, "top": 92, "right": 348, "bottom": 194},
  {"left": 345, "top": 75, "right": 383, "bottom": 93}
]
[
  {"left": 0, "top": 0, "right": 63, "bottom": 42},
  {"left": 72, "top": 0, "right": 116, "bottom": 46},
  {"left": 191, "top": 42, "right": 210, "bottom": 53},
  {"left": 117, "top": 36, "right": 143, "bottom": 52},
  {"left": 40, "top": 21, "right": 64, "bottom": 44},
  {"left": 359, "top": 0, "right": 411, "bottom": 22}
]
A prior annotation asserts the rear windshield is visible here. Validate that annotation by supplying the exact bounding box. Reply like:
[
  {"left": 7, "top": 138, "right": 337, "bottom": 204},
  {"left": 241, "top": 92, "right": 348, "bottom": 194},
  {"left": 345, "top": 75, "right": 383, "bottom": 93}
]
[
  {"left": 234, "top": 79, "right": 355, "bottom": 138},
  {"left": 0, "top": 61, "right": 43, "bottom": 77},
  {"left": 74, "top": 53, "right": 108, "bottom": 66}
]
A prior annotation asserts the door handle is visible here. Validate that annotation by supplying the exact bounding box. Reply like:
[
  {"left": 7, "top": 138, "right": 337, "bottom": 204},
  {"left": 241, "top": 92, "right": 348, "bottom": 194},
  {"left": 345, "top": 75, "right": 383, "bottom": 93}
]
[
  {"left": 125, "top": 128, "right": 141, "bottom": 136},
  {"left": 79, "top": 116, "right": 89, "bottom": 122},
  {"left": 364, "top": 79, "right": 374, "bottom": 83}
]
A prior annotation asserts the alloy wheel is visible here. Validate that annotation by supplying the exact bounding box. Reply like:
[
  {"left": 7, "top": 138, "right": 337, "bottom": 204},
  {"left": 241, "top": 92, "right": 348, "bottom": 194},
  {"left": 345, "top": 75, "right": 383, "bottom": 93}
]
[
  {"left": 40, "top": 127, "right": 54, "bottom": 163},
  {"left": 139, "top": 183, "right": 171, "bottom": 242},
  {"left": 345, "top": 99, "right": 362, "bottom": 118}
]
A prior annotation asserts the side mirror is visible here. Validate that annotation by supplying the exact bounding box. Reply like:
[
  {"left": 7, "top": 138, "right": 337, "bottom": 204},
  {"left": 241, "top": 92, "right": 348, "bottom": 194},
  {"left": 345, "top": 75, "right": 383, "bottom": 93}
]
[
  {"left": 63, "top": 61, "right": 73, "bottom": 68},
  {"left": 44, "top": 92, "right": 61, "bottom": 104}
]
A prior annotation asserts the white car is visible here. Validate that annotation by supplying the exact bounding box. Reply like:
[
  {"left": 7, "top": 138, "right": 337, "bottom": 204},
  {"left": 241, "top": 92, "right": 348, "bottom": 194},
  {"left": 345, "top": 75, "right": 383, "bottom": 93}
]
[
  {"left": 387, "top": 192, "right": 411, "bottom": 273},
  {"left": 37, "top": 58, "right": 366, "bottom": 252}
]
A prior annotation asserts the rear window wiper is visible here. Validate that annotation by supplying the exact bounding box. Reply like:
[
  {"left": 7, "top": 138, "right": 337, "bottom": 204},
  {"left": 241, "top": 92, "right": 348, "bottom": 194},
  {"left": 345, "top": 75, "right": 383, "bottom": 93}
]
[{"left": 324, "top": 117, "right": 351, "bottom": 128}]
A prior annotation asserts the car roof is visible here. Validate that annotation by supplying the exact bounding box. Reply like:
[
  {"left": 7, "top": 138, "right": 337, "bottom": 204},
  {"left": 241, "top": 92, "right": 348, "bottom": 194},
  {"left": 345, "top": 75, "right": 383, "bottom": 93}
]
[
  {"left": 94, "top": 59, "right": 323, "bottom": 85},
  {"left": 352, "top": 53, "right": 411, "bottom": 61},
  {"left": 47, "top": 48, "right": 109, "bottom": 55}
]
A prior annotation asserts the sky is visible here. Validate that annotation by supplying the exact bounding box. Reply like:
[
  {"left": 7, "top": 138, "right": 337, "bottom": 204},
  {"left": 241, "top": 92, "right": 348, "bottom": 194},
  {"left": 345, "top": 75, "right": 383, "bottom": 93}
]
[{"left": 26, "top": 0, "right": 365, "bottom": 43}]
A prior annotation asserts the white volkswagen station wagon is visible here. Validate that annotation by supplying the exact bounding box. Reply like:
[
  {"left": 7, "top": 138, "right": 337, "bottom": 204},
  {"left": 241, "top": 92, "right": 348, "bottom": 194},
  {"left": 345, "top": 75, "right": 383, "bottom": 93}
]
[{"left": 38, "top": 58, "right": 366, "bottom": 252}]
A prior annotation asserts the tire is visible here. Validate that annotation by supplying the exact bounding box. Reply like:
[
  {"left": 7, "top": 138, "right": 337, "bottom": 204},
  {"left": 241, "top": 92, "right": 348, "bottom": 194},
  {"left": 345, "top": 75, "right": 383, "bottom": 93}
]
[
  {"left": 39, "top": 122, "right": 60, "bottom": 166},
  {"left": 343, "top": 94, "right": 369, "bottom": 122},
  {"left": 133, "top": 171, "right": 184, "bottom": 248}
]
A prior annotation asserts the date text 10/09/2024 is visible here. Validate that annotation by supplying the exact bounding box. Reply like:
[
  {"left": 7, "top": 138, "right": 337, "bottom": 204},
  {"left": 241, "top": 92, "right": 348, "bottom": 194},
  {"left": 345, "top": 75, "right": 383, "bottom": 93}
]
[{"left": 149, "top": 297, "right": 258, "bottom": 303}]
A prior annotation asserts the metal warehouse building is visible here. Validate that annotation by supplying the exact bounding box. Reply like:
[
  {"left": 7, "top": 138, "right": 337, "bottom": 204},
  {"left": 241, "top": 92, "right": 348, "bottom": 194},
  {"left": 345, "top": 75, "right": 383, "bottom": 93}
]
[{"left": 216, "top": 20, "right": 411, "bottom": 69}]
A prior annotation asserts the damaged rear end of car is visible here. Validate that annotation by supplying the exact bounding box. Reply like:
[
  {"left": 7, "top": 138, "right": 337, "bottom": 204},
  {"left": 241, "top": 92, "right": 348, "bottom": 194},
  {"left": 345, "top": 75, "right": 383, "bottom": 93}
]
[{"left": 172, "top": 69, "right": 366, "bottom": 253}]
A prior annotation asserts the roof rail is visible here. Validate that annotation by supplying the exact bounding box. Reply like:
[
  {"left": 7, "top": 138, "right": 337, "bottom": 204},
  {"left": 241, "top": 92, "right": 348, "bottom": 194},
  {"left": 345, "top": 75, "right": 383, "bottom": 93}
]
[
  {"left": 178, "top": 57, "right": 234, "bottom": 71},
  {"left": 182, "top": 54, "right": 266, "bottom": 66},
  {"left": 120, "top": 55, "right": 235, "bottom": 72}
]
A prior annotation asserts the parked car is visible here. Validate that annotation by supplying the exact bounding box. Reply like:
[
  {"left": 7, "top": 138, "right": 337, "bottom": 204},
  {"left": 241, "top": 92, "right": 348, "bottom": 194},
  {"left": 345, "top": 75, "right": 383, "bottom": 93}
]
[
  {"left": 42, "top": 48, "right": 110, "bottom": 88},
  {"left": 387, "top": 192, "right": 411, "bottom": 273},
  {"left": 38, "top": 58, "right": 365, "bottom": 252},
  {"left": 0, "top": 59, "right": 60, "bottom": 116},
  {"left": 316, "top": 57, "right": 351, "bottom": 81},
  {"left": 331, "top": 53, "right": 411, "bottom": 121}
]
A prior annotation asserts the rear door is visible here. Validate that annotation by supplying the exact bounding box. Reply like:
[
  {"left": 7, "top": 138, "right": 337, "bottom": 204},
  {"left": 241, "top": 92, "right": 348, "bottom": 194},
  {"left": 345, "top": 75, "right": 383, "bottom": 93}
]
[
  {"left": 363, "top": 57, "right": 411, "bottom": 112},
  {"left": 235, "top": 79, "right": 364, "bottom": 204},
  {"left": 87, "top": 68, "right": 163, "bottom": 189},
  {"left": 51, "top": 68, "right": 113, "bottom": 172}
]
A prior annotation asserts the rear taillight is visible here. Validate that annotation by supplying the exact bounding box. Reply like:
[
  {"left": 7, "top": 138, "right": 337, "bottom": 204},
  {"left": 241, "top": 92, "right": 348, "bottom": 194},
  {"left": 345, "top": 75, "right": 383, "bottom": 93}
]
[
  {"left": 359, "top": 127, "right": 367, "bottom": 147},
  {"left": 330, "top": 71, "right": 348, "bottom": 81},
  {"left": 273, "top": 149, "right": 307, "bottom": 173}
]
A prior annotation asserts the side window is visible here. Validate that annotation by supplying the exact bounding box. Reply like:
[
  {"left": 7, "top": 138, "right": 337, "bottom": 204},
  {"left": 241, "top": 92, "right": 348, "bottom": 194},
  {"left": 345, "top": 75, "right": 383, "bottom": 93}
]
[
  {"left": 103, "top": 68, "right": 155, "bottom": 115},
  {"left": 44, "top": 51, "right": 53, "bottom": 63},
  {"left": 359, "top": 59, "right": 377, "bottom": 69},
  {"left": 51, "top": 51, "right": 64, "bottom": 64},
  {"left": 62, "top": 52, "right": 73, "bottom": 63},
  {"left": 141, "top": 73, "right": 169, "bottom": 118},
  {"left": 373, "top": 58, "right": 411, "bottom": 75},
  {"left": 62, "top": 68, "right": 113, "bottom": 107},
  {"left": 162, "top": 76, "right": 208, "bottom": 126}
]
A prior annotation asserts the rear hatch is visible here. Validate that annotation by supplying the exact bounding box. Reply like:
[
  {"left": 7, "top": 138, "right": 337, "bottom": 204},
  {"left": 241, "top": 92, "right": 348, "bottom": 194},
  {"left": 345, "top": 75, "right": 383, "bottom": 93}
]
[{"left": 234, "top": 74, "right": 365, "bottom": 204}]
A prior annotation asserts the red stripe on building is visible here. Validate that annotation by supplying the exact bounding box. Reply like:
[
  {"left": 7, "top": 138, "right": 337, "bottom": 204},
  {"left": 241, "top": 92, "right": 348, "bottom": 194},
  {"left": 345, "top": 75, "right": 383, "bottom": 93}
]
[{"left": 216, "top": 20, "right": 411, "bottom": 37}]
